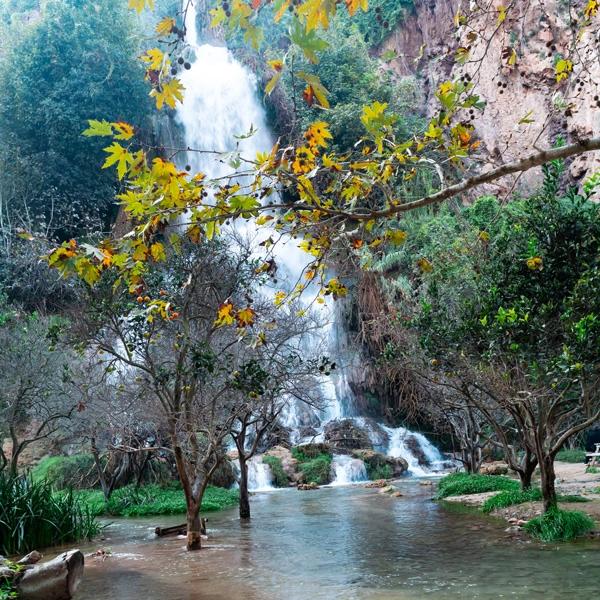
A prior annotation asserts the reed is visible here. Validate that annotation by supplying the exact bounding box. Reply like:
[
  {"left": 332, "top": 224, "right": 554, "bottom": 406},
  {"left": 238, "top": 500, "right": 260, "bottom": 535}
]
[{"left": 0, "top": 473, "right": 99, "bottom": 556}]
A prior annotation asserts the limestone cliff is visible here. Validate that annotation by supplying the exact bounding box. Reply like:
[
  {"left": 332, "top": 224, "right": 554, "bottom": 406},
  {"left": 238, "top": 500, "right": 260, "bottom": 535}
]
[{"left": 379, "top": 0, "right": 600, "bottom": 194}]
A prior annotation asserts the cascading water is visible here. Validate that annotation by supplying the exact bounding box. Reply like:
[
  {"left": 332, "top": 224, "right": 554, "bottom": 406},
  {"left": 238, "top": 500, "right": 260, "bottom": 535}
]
[
  {"left": 175, "top": 1, "right": 449, "bottom": 488},
  {"left": 247, "top": 456, "right": 275, "bottom": 492}
]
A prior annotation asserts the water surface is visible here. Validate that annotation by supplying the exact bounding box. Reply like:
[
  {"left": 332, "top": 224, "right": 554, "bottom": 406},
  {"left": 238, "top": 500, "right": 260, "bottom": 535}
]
[{"left": 76, "top": 482, "right": 600, "bottom": 599}]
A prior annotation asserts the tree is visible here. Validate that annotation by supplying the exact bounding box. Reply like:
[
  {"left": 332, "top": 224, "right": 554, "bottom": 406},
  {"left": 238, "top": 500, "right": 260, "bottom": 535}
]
[
  {"left": 0, "top": 0, "right": 152, "bottom": 238},
  {"left": 0, "top": 307, "right": 79, "bottom": 475}
]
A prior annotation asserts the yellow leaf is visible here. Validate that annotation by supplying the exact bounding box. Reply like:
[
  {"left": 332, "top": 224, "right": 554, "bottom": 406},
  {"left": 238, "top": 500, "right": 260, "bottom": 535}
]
[
  {"left": 102, "top": 143, "right": 133, "bottom": 180},
  {"left": 555, "top": 58, "right": 573, "bottom": 82},
  {"left": 385, "top": 229, "right": 408, "bottom": 246},
  {"left": 128, "top": 0, "right": 154, "bottom": 13},
  {"left": 151, "top": 78, "right": 185, "bottom": 109},
  {"left": 141, "top": 48, "right": 165, "bottom": 71},
  {"left": 236, "top": 307, "right": 256, "bottom": 327},
  {"left": 113, "top": 122, "right": 135, "bottom": 141},
  {"left": 156, "top": 17, "right": 175, "bottom": 36},
  {"left": 345, "top": 0, "right": 368, "bottom": 17},
  {"left": 150, "top": 242, "right": 166, "bottom": 262},
  {"left": 497, "top": 5, "right": 507, "bottom": 24},
  {"left": 304, "top": 121, "right": 333, "bottom": 149},
  {"left": 215, "top": 301, "right": 236, "bottom": 326},
  {"left": 417, "top": 257, "right": 433, "bottom": 273}
]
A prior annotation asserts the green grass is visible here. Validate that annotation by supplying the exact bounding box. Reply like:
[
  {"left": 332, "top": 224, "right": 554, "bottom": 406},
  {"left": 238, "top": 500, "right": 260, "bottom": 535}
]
[
  {"left": 292, "top": 447, "right": 333, "bottom": 485},
  {"left": 262, "top": 456, "right": 289, "bottom": 488},
  {"left": 0, "top": 473, "right": 99, "bottom": 556},
  {"left": 555, "top": 449, "right": 587, "bottom": 463},
  {"left": 524, "top": 508, "right": 595, "bottom": 542},
  {"left": 365, "top": 463, "right": 392, "bottom": 480},
  {"left": 436, "top": 473, "right": 519, "bottom": 499},
  {"left": 73, "top": 484, "right": 239, "bottom": 517},
  {"left": 482, "top": 487, "right": 543, "bottom": 513}
]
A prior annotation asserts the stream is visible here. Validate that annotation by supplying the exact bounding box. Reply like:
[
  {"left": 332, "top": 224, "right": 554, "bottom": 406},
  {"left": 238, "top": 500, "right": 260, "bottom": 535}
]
[{"left": 75, "top": 482, "right": 600, "bottom": 599}]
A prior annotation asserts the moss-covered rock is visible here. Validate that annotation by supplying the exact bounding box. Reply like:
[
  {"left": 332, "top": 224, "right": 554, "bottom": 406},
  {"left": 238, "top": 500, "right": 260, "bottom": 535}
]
[{"left": 352, "top": 449, "right": 408, "bottom": 479}]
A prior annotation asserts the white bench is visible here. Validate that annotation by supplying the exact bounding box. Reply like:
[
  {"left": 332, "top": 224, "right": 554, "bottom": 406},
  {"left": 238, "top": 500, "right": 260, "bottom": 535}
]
[{"left": 586, "top": 443, "right": 600, "bottom": 468}]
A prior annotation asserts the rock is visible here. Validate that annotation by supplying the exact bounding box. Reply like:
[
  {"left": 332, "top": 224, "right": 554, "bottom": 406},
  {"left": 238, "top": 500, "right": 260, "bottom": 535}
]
[
  {"left": 480, "top": 461, "right": 509, "bottom": 476},
  {"left": 297, "top": 482, "right": 319, "bottom": 491},
  {"left": 293, "top": 443, "right": 331, "bottom": 458},
  {"left": 357, "top": 418, "right": 390, "bottom": 450},
  {"left": 352, "top": 449, "right": 408, "bottom": 478},
  {"left": 391, "top": 491, "right": 404, "bottom": 497},
  {"left": 297, "top": 426, "right": 318, "bottom": 439},
  {"left": 405, "top": 435, "right": 430, "bottom": 467},
  {"left": 419, "top": 481, "right": 434, "bottom": 486},
  {"left": 263, "top": 446, "right": 298, "bottom": 480},
  {"left": 18, "top": 551, "right": 42, "bottom": 566},
  {"left": 364, "top": 479, "right": 388, "bottom": 488},
  {"left": 209, "top": 457, "right": 236, "bottom": 488},
  {"left": 505, "top": 526, "right": 522, "bottom": 533},
  {"left": 255, "top": 423, "right": 292, "bottom": 452},
  {"left": 378, "top": 485, "right": 399, "bottom": 495},
  {"left": 324, "top": 419, "right": 372, "bottom": 450},
  {"left": 0, "top": 566, "right": 17, "bottom": 579}
]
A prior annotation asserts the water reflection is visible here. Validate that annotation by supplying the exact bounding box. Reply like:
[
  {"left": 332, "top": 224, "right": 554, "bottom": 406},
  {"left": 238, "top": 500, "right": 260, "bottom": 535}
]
[{"left": 76, "top": 483, "right": 600, "bottom": 599}]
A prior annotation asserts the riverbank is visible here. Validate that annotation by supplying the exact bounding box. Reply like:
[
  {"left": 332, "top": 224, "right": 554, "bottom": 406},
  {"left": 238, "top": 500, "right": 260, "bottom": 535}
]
[{"left": 441, "top": 461, "right": 600, "bottom": 535}]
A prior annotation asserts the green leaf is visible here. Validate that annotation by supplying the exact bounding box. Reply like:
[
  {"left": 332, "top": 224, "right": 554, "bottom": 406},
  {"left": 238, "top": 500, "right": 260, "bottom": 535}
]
[{"left": 83, "top": 119, "right": 114, "bottom": 137}]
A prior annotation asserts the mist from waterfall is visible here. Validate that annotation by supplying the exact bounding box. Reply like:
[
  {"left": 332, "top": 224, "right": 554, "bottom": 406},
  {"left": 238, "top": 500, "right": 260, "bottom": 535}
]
[{"left": 175, "top": 1, "right": 447, "bottom": 487}]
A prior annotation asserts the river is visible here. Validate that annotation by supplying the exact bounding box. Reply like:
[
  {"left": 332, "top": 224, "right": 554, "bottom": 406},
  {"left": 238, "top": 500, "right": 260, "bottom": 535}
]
[{"left": 75, "top": 482, "right": 600, "bottom": 599}]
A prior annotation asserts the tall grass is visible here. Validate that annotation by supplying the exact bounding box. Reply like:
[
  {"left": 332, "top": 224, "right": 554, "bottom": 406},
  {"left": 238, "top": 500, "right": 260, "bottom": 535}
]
[
  {"left": 0, "top": 473, "right": 99, "bottom": 556},
  {"left": 482, "top": 488, "right": 589, "bottom": 513},
  {"left": 555, "top": 449, "right": 586, "bottom": 463},
  {"left": 435, "top": 473, "right": 519, "bottom": 499},
  {"left": 524, "top": 508, "right": 595, "bottom": 542}
]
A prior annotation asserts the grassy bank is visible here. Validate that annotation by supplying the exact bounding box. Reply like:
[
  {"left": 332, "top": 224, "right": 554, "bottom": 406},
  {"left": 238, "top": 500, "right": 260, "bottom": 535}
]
[
  {"left": 73, "top": 484, "right": 239, "bottom": 517},
  {"left": 436, "top": 473, "right": 595, "bottom": 541}
]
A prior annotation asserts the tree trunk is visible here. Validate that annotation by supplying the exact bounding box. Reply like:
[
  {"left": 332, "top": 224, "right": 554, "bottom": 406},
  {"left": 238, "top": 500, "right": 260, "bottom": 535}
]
[
  {"left": 518, "top": 452, "right": 537, "bottom": 490},
  {"left": 238, "top": 456, "right": 251, "bottom": 519},
  {"left": 539, "top": 455, "right": 558, "bottom": 512},
  {"left": 186, "top": 505, "right": 202, "bottom": 551}
]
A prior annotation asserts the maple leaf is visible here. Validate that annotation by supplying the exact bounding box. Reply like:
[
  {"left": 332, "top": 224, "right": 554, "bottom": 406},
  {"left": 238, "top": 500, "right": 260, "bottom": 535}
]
[
  {"left": 385, "top": 229, "right": 408, "bottom": 246},
  {"left": 298, "top": 72, "right": 330, "bottom": 108},
  {"left": 141, "top": 48, "right": 165, "bottom": 71},
  {"left": 156, "top": 17, "right": 175, "bottom": 36},
  {"left": 128, "top": 0, "right": 154, "bottom": 13},
  {"left": 304, "top": 121, "right": 333, "bottom": 150},
  {"left": 215, "top": 301, "right": 236, "bottom": 327},
  {"left": 83, "top": 119, "right": 113, "bottom": 137},
  {"left": 151, "top": 78, "right": 185, "bottom": 109},
  {"left": 102, "top": 143, "right": 133, "bottom": 179},
  {"left": 113, "top": 122, "right": 135, "bottom": 140},
  {"left": 236, "top": 307, "right": 256, "bottom": 327},
  {"left": 345, "top": 0, "right": 368, "bottom": 17}
]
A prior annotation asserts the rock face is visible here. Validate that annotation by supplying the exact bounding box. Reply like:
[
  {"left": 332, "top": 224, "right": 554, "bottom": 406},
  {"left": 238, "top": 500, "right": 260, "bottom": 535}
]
[
  {"left": 209, "top": 458, "right": 236, "bottom": 488},
  {"left": 324, "top": 419, "right": 372, "bottom": 450},
  {"left": 352, "top": 449, "right": 408, "bottom": 478},
  {"left": 380, "top": 0, "right": 600, "bottom": 193},
  {"left": 405, "top": 435, "right": 430, "bottom": 467},
  {"left": 255, "top": 423, "right": 292, "bottom": 452}
]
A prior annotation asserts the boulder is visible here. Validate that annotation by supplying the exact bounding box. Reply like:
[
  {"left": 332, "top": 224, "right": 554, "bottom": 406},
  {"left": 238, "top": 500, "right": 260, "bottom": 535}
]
[
  {"left": 378, "top": 485, "right": 400, "bottom": 495},
  {"left": 297, "top": 426, "right": 319, "bottom": 439},
  {"left": 209, "top": 457, "right": 236, "bottom": 488},
  {"left": 264, "top": 446, "right": 298, "bottom": 481},
  {"left": 293, "top": 443, "right": 331, "bottom": 458},
  {"left": 405, "top": 435, "right": 430, "bottom": 467},
  {"left": 297, "top": 482, "right": 319, "bottom": 491},
  {"left": 324, "top": 419, "right": 372, "bottom": 450},
  {"left": 255, "top": 423, "right": 292, "bottom": 452},
  {"left": 352, "top": 449, "right": 408, "bottom": 478},
  {"left": 364, "top": 479, "right": 388, "bottom": 488},
  {"left": 480, "top": 461, "right": 509, "bottom": 476}
]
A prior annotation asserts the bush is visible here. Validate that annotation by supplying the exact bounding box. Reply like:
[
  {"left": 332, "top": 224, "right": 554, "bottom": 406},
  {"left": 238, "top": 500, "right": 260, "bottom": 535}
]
[
  {"left": 262, "top": 456, "right": 289, "bottom": 488},
  {"left": 0, "top": 473, "right": 99, "bottom": 555},
  {"left": 436, "top": 473, "right": 519, "bottom": 499},
  {"left": 365, "top": 463, "right": 392, "bottom": 481},
  {"left": 524, "top": 508, "right": 594, "bottom": 542},
  {"left": 298, "top": 455, "right": 333, "bottom": 485},
  {"left": 555, "top": 449, "right": 586, "bottom": 463},
  {"left": 74, "top": 484, "right": 239, "bottom": 517},
  {"left": 32, "top": 454, "right": 97, "bottom": 490}
]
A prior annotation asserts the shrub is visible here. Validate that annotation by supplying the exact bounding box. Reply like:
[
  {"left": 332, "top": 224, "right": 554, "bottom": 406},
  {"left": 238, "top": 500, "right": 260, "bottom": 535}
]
[
  {"left": 0, "top": 473, "right": 99, "bottom": 555},
  {"left": 524, "top": 508, "right": 594, "bottom": 542},
  {"left": 555, "top": 449, "right": 587, "bottom": 463},
  {"left": 435, "top": 473, "right": 519, "bottom": 499},
  {"left": 32, "top": 454, "right": 97, "bottom": 490},
  {"left": 365, "top": 463, "right": 392, "bottom": 481},
  {"left": 262, "top": 456, "right": 289, "bottom": 488},
  {"left": 298, "top": 455, "right": 333, "bottom": 485}
]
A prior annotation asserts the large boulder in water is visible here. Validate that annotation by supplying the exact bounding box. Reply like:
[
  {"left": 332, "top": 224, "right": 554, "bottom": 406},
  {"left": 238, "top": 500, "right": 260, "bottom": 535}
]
[
  {"left": 352, "top": 449, "right": 408, "bottom": 478},
  {"left": 324, "top": 419, "right": 372, "bottom": 450},
  {"left": 405, "top": 435, "right": 431, "bottom": 467}
]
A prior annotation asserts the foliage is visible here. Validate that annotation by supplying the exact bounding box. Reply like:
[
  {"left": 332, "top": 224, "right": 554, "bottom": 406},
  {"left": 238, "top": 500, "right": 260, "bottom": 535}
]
[
  {"left": 482, "top": 488, "right": 542, "bottom": 512},
  {"left": 555, "top": 449, "right": 587, "bottom": 463},
  {"left": 524, "top": 508, "right": 594, "bottom": 542},
  {"left": 32, "top": 455, "right": 97, "bottom": 490},
  {"left": 0, "top": 473, "right": 99, "bottom": 556},
  {"left": 292, "top": 448, "right": 333, "bottom": 484},
  {"left": 435, "top": 473, "right": 519, "bottom": 499},
  {"left": 0, "top": 0, "right": 152, "bottom": 237},
  {"left": 262, "top": 456, "right": 289, "bottom": 487},
  {"left": 74, "top": 484, "right": 239, "bottom": 517},
  {"left": 365, "top": 463, "right": 392, "bottom": 480}
]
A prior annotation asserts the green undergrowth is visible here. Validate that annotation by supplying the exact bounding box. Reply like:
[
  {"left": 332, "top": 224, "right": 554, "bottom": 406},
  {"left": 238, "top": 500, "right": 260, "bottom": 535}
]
[
  {"left": 73, "top": 484, "right": 239, "bottom": 517},
  {"left": 262, "top": 456, "right": 289, "bottom": 487},
  {"left": 436, "top": 473, "right": 519, "bottom": 499},
  {"left": 0, "top": 473, "right": 99, "bottom": 556},
  {"left": 524, "top": 508, "right": 595, "bottom": 542},
  {"left": 555, "top": 449, "right": 587, "bottom": 463},
  {"left": 292, "top": 447, "right": 333, "bottom": 485},
  {"left": 482, "top": 488, "right": 588, "bottom": 513},
  {"left": 366, "top": 463, "right": 393, "bottom": 480}
]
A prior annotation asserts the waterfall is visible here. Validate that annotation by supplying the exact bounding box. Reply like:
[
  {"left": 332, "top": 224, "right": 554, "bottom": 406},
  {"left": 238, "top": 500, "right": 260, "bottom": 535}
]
[
  {"left": 175, "top": 1, "right": 449, "bottom": 485},
  {"left": 247, "top": 456, "right": 274, "bottom": 492},
  {"left": 330, "top": 455, "right": 368, "bottom": 486},
  {"left": 384, "top": 426, "right": 446, "bottom": 477}
]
